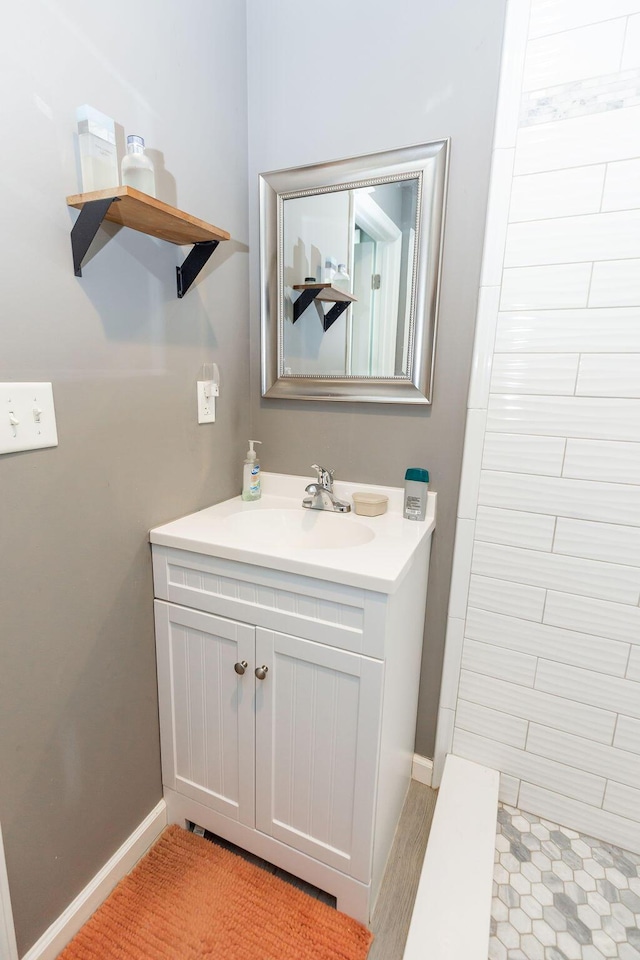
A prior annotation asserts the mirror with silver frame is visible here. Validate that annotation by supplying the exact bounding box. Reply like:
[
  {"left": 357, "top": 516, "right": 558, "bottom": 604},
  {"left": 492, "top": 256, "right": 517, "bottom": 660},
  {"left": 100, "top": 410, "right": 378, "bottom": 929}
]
[{"left": 259, "top": 140, "right": 449, "bottom": 404}]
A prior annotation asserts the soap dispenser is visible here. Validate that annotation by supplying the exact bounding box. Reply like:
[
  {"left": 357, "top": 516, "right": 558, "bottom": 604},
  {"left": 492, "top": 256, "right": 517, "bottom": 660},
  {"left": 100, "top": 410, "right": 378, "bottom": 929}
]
[{"left": 242, "top": 440, "right": 262, "bottom": 501}]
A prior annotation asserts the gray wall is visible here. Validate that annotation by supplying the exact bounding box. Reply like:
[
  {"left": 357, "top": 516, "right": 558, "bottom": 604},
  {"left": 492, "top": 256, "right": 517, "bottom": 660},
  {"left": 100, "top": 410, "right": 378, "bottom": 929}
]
[
  {"left": 246, "top": 0, "right": 507, "bottom": 757},
  {"left": 0, "top": 1, "right": 249, "bottom": 952}
]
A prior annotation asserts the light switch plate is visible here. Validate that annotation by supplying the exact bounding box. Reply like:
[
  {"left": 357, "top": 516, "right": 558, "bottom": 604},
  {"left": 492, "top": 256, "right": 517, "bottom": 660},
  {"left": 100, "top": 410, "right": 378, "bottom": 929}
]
[{"left": 0, "top": 383, "right": 58, "bottom": 454}]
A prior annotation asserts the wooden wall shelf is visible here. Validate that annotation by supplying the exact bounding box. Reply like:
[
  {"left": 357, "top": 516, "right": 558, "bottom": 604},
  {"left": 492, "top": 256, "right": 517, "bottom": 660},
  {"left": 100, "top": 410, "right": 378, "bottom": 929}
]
[
  {"left": 292, "top": 282, "right": 357, "bottom": 330},
  {"left": 66, "top": 187, "right": 230, "bottom": 298}
]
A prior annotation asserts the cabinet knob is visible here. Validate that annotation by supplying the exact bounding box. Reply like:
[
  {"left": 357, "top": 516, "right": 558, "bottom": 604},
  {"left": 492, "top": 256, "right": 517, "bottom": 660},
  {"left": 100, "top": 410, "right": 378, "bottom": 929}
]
[
  {"left": 255, "top": 665, "right": 269, "bottom": 680},
  {"left": 234, "top": 660, "right": 248, "bottom": 676}
]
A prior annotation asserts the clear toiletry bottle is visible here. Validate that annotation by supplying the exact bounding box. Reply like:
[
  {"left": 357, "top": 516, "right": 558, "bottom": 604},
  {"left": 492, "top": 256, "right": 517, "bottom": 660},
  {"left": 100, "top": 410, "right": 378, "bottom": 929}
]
[
  {"left": 403, "top": 468, "right": 429, "bottom": 521},
  {"left": 77, "top": 105, "right": 119, "bottom": 191},
  {"left": 333, "top": 264, "right": 350, "bottom": 294},
  {"left": 121, "top": 135, "right": 156, "bottom": 196},
  {"left": 242, "top": 440, "right": 262, "bottom": 501}
]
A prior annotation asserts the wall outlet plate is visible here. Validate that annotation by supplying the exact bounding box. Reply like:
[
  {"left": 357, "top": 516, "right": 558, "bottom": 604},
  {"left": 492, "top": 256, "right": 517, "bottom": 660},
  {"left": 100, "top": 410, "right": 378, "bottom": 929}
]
[
  {"left": 0, "top": 382, "right": 58, "bottom": 455},
  {"left": 197, "top": 381, "right": 216, "bottom": 423}
]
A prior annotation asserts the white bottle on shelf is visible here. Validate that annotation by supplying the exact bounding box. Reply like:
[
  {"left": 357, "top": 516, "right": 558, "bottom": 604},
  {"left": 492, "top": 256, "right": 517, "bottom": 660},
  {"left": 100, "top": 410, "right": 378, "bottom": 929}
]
[
  {"left": 333, "top": 263, "right": 351, "bottom": 294},
  {"left": 121, "top": 135, "right": 156, "bottom": 196}
]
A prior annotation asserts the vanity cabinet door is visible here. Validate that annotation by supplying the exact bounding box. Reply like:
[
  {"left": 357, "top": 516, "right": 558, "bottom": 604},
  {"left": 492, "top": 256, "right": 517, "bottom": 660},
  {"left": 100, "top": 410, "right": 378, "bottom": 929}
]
[
  {"left": 154, "top": 601, "right": 255, "bottom": 826},
  {"left": 254, "top": 628, "right": 384, "bottom": 882}
]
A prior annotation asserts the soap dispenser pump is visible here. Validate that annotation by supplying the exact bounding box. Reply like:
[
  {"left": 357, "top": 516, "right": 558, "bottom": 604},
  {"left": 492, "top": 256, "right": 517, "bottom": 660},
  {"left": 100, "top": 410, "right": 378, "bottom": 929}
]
[{"left": 242, "top": 440, "right": 262, "bottom": 501}]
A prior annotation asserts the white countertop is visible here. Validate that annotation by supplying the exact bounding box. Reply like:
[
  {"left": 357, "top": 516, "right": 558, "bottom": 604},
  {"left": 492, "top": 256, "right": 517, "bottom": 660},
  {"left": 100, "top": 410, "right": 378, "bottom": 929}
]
[{"left": 150, "top": 472, "right": 436, "bottom": 594}]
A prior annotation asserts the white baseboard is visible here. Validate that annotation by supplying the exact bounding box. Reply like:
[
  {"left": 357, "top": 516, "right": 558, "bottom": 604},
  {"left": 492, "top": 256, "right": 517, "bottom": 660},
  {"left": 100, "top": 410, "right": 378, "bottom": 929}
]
[
  {"left": 411, "top": 753, "right": 434, "bottom": 786},
  {"left": 0, "top": 821, "right": 18, "bottom": 960},
  {"left": 23, "top": 800, "right": 167, "bottom": 960}
]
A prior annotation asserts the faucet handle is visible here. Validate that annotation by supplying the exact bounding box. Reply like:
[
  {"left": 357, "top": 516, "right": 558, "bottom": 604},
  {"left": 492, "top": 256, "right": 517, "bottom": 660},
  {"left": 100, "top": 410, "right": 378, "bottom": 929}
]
[{"left": 311, "top": 463, "right": 334, "bottom": 490}]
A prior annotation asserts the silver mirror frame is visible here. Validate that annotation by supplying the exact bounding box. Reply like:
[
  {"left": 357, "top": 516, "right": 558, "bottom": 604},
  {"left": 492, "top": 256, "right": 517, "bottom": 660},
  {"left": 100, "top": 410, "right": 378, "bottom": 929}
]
[{"left": 259, "top": 140, "right": 449, "bottom": 404}]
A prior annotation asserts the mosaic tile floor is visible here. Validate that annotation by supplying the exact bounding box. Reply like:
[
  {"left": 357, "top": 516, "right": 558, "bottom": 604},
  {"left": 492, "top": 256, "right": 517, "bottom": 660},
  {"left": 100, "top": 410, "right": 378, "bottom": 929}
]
[{"left": 489, "top": 804, "right": 640, "bottom": 960}]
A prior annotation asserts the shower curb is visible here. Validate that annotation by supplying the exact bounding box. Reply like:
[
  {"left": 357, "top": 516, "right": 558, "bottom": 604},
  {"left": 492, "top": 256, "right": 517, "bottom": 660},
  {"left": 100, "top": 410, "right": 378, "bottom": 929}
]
[{"left": 403, "top": 754, "right": 499, "bottom": 959}]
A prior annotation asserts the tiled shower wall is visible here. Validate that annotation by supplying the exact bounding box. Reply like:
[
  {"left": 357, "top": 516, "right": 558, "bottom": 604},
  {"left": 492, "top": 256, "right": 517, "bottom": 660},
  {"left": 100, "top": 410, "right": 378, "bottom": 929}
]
[{"left": 436, "top": 0, "right": 640, "bottom": 854}]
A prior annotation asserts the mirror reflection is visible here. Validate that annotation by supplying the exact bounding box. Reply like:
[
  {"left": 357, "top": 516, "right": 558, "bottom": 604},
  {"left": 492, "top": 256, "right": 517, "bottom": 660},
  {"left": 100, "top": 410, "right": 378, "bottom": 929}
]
[
  {"left": 260, "top": 140, "right": 449, "bottom": 403},
  {"left": 283, "top": 178, "right": 419, "bottom": 378}
]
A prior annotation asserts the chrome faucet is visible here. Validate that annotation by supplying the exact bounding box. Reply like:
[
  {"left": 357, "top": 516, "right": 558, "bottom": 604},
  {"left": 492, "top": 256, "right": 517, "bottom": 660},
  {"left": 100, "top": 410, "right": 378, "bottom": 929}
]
[{"left": 303, "top": 464, "right": 351, "bottom": 513}]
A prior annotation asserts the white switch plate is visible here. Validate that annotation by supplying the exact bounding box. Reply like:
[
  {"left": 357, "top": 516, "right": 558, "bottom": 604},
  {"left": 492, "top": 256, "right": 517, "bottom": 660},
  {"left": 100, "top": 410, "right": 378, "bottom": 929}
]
[
  {"left": 0, "top": 383, "right": 58, "bottom": 454},
  {"left": 197, "top": 381, "right": 216, "bottom": 423}
]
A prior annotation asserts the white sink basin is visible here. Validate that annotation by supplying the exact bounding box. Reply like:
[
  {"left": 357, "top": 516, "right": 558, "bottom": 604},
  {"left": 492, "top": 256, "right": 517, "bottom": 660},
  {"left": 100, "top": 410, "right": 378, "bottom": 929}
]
[
  {"left": 150, "top": 473, "right": 436, "bottom": 593},
  {"left": 218, "top": 508, "right": 375, "bottom": 550}
]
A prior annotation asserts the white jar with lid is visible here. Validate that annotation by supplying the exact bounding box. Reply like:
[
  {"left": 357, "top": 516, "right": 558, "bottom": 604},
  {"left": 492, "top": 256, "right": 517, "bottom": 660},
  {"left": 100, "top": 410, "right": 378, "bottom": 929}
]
[{"left": 403, "top": 467, "right": 429, "bottom": 521}]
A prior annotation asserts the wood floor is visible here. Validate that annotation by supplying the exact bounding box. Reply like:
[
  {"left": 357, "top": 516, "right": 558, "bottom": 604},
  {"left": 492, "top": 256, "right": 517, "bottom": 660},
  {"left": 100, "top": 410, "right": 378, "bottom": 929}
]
[{"left": 368, "top": 781, "right": 438, "bottom": 960}]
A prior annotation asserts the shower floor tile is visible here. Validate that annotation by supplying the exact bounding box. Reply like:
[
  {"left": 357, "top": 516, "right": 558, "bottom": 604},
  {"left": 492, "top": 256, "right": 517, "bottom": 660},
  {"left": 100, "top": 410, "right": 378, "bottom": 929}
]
[{"left": 489, "top": 803, "right": 640, "bottom": 960}]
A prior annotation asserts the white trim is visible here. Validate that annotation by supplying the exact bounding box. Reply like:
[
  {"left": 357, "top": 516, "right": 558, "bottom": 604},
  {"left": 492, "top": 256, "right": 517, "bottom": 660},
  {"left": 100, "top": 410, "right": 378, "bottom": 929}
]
[
  {"left": 434, "top": 0, "right": 532, "bottom": 782},
  {"left": 411, "top": 754, "right": 433, "bottom": 787},
  {"left": 403, "top": 754, "right": 499, "bottom": 960},
  {"left": 0, "top": 822, "right": 18, "bottom": 960},
  {"left": 22, "top": 801, "right": 167, "bottom": 960}
]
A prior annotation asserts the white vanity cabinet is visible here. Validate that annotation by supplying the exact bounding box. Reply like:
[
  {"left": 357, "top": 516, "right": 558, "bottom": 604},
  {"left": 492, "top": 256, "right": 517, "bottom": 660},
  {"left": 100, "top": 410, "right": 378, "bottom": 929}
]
[
  {"left": 153, "top": 598, "right": 383, "bottom": 884},
  {"left": 150, "top": 479, "right": 435, "bottom": 923}
]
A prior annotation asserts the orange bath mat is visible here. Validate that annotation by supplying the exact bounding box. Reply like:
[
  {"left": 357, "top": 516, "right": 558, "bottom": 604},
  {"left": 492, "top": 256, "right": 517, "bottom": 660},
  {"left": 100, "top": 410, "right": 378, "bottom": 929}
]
[{"left": 57, "top": 824, "right": 373, "bottom": 959}]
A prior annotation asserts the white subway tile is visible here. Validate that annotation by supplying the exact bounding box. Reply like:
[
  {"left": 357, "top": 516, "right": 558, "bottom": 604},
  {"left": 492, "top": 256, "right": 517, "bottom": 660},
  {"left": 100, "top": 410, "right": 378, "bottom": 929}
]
[
  {"left": 462, "top": 637, "right": 537, "bottom": 686},
  {"left": 535, "top": 658, "right": 640, "bottom": 719},
  {"left": 487, "top": 394, "right": 640, "bottom": 443},
  {"left": 458, "top": 409, "right": 487, "bottom": 519},
  {"left": 482, "top": 433, "right": 565, "bottom": 476},
  {"left": 490, "top": 352, "right": 579, "bottom": 393},
  {"left": 472, "top": 539, "right": 640, "bottom": 603},
  {"left": 453, "top": 729, "right": 606, "bottom": 805},
  {"left": 563, "top": 438, "right": 640, "bottom": 484},
  {"left": 515, "top": 105, "right": 640, "bottom": 176},
  {"left": 604, "top": 780, "right": 640, "bottom": 821},
  {"left": 545, "top": 590, "right": 640, "bottom": 644},
  {"left": 439, "top": 617, "right": 465, "bottom": 710},
  {"left": 628, "top": 645, "right": 640, "bottom": 681},
  {"left": 496, "top": 307, "right": 640, "bottom": 353},
  {"left": 589, "top": 261, "right": 640, "bottom": 308},
  {"left": 481, "top": 149, "right": 516, "bottom": 286},
  {"left": 500, "top": 264, "right": 591, "bottom": 310},
  {"left": 468, "top": 574, "right": 546, "bottom": 621},
  {"left": 455, "top": 698, "right": 528, "bottom": 749},
  {"left": 529, "top": 0, "right": 640, "bottom": 39},
  {"left": 518, "top": 782, "right": 640, "bottom": 854},
  {"left": 554, "top": 517, "right": 640, "bottom": 567},
  {"left": 505, "top": 210, "right": 640, "bottom": 268},
  {"left": 458, "top": 670, "right": 617, "bottom": 744},
  {"left": 622, "top": 13, "right": 640, "bottom": 69},
  {"left": 465, "top": 606, "right": 630, "bottom": 677},
  {"left": 602, "top": 158, "right": 640, "bottom": 212},
  {"left": 528, "top": 724, "right": 640, "bottom": 790},
  {"left": 614, "top": 715, "right": 640, "bottom": 755},
  {"left": 447, "top": 519, "right": 476, "bottom": 619},
  {"left": 576, "top": 353, "right": 640, "bottom": 397},
  {"left": 468, "top": 286, "right": 501, "bottom": 409},
  {"left": 475, "top": 505, "right": 556, "bottom": 550},
  {"left": 479, "top": 470, "right": 640, "bottom": 526},
  {"left": 499, "top": 774, "right": 521, "bottom": 806},
  {"left": 523, "top": 19, "right": 626, "bottom": 92},
  {"left": 509, "top": 167, "right": 605, "bottom": 222},
  {"left": 494, "top": 0, "right": 532, "bottom": 149}
]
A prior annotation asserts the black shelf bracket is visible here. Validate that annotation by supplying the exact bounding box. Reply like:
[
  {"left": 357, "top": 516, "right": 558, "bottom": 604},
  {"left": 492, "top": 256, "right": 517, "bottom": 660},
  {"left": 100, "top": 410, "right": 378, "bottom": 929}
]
[
  {"left": 292, "top": 289, "right": 352, "bottom": 331},
  {"left": 70, "top": 196, "right": 119, "bottom": 277},
  {"left": 292, "top": 288, "right": 321, "bottom": 323},
  {"left": 176, "top": 241, "right": 219, "bottom": 298},
  {"left": 320, "top": 301, "right": 351, "bottom": 332}
]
